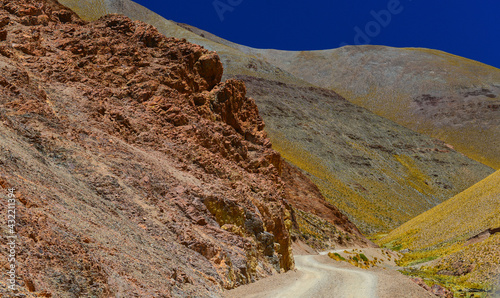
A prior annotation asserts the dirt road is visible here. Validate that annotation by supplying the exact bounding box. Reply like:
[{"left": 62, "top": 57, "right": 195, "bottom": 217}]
[
  {"left": 273, "top": 254, "right": 377, "bottom": 298},
  {"left": 224, "top": 250, "right": 434, "bottom": 298},
  {"left": 224, "top": 254, "right": 377, "bottom": 298}
]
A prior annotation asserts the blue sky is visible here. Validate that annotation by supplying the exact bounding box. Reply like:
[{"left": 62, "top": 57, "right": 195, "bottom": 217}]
[{"left": 133, "top": 0, "right": 499, "bottom": 68}]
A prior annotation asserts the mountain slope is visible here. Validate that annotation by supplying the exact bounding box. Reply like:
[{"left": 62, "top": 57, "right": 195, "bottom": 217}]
[
  {"left": 236, "top": 75, "right": 493, "bottom": 233},
  {"left": 0, "top": 2, "right": 374, "bottom": 295},
  {"left": 57, "top": 0, "right": 495, "bottom": 234},
  {"left": 244, "top": 46, "right": 500, "bottom": 169},
  {"left": 378, "top": 170, "right": 500, "bottom": 293},
  {"left": 381, "top": 170, "right": 500, "bottom": 250}
]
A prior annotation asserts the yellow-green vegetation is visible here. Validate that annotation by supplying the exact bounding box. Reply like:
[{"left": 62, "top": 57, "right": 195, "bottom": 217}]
[
  {"left": 400, "top": 268, "right": 492, "bottom": 298},
  {"left": 293, "top": 209, "right": 352, "bottom": 250},
  {"left": 369, "top": 233, "right": 388, "bottom": 243},
  {"left": 58, "top": 0, "right": 109, "bottom": 21},
  {"left": 380, "top": 170, "right": 500, "bottom": 249},
  {"left": 379, "top": 170, "right": 500, "bottom": 294},
  {"left": 394, "top": 155, "right": 434, "bottom": 196},
  {"left": 395, "top": 243, "right": 463, "bottom": 267},
  {"left": 329, "top": 252, "right": 346, "bottom": 262},
  {"left": 433, "top": 234, "right": 500, "bottom": 287},
  {"left": 270, "top": 132, "right": 390, "bottom": 232},
  {"left": 328, "top": 251, "right": 381, "bottom": 269}
]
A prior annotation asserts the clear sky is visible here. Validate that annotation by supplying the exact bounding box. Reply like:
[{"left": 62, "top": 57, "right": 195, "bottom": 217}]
[{"left": 133, "top": 0, "right": 499, "bottom": 68}]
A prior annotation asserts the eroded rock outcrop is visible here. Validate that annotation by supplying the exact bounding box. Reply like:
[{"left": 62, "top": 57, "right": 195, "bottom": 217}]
[{"left": 0, "top": 1, "right": 295, "bottom": 296}]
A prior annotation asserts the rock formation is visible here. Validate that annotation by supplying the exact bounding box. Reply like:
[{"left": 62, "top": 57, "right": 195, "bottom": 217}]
[{"left": 0, "top": 1, "right": 368, "bottom": 296}]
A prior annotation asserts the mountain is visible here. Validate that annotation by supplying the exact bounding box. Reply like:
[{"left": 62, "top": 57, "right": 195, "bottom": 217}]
[
  {"left": 0, "top": 1, "right": 368, "bottom": 296},
  {"left": 236, "top": 75, "right": 493, "bottom": 234},
  {"left": 237, "top": 46, "right": 500, "bottom": 170},
  {"left": 378, "top": 170, "right": 500, "bottom": 294},
  {"left": 58, "top": 0, "right": 495, "bottom": 234},
  {"left": 155, "top": 25, "right": 500, "bottom": 171}
]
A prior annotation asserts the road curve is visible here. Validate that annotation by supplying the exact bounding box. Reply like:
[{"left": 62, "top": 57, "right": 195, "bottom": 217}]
[
  {"left": 224, "top": 250, "right": 436, "bottom": 298},
  {"left": 263, "top": 255, "right": 378, "bottom": 298}
]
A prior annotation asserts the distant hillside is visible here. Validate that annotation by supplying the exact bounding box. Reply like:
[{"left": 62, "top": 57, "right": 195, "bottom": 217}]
[
  {"left": 58, "top": 0, "right": 495, "bottom": 234},
  {"left": 237, "top": 75, "right": 493, "bottom": 233},
  {"left": 246, "top": 46, "right": 500, "bottom": 170},
  {"left": 379, "top": 170, "right": 500, "bottom": 293}
]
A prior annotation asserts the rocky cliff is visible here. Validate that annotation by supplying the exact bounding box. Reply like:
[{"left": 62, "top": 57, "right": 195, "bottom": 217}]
[{"left": 0, "top": 1, "right": 370, "bottom": 296}]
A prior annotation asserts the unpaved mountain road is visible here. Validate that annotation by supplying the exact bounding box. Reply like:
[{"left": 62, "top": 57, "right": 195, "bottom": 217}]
[
  {"left": 224, "top": 254, "right": 376, "bottom": 298},
  {"left": 223, "top": 253, "right": 434, "bottom": 298},
  {"left": 271, "top": 255, "right": 377, "bottom": 298}
]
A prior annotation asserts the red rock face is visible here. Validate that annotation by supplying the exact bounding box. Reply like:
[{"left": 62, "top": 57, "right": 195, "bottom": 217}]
[
  {"left": 0, "top": 1, "right": 368, "bottom": 296},
  {"left": 0, "top": 1, "right": 296, "bottom": 296}
]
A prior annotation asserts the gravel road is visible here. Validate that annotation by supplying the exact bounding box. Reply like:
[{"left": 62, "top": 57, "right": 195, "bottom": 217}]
[
  {"left": 224, "top": 250, "right": 435, "bottom": 298},
  {"left": 271, "top": 254, "right": 377, "bottom": 298},
  {"left": 225, "top": 254, "right": 377, "bottom": 298}
]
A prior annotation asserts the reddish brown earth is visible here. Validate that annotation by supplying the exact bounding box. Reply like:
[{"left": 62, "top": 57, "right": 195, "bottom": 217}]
[
  {"left": 281, "top": 163, "right": 374, "bottom": 249},
  {"left": 0, "top": 1, "right": 368, "bottom": 296},
  {"left": 411, "top": 278, "right": 453, "bottom": 298}
]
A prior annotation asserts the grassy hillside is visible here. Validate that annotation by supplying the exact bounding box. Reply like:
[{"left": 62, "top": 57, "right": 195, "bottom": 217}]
[
  {"left": 240, "top": 76, "right": 493, "bottom": 234},
  {"left": 378, "top": 170, "right": 500, "bottom": 294},
  {"left": 380, "top": 170, "right": 500, "bottom": 249}
]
